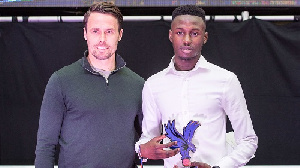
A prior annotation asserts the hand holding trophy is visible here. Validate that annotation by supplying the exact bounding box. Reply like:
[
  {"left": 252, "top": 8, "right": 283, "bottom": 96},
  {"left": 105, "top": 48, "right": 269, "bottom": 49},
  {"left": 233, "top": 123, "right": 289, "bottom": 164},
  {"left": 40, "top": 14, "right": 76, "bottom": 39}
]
[{"left": 164, "top": 120, "right": 201, "bottom": 167}]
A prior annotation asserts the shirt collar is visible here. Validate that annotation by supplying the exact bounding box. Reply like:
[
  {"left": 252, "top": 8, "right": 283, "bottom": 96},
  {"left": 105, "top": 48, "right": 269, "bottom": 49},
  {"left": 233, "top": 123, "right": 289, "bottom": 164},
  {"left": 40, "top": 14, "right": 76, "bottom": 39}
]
[{"left": 165, "top": 55, "right": 210, "bottom": 75}]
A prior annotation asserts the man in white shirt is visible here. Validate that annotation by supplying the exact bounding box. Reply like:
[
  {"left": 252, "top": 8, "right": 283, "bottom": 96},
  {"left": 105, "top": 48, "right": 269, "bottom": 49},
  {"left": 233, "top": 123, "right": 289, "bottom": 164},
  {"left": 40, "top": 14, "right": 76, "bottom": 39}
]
[{"left": 135, "top": 5, "right": 258, "bottom": 168}]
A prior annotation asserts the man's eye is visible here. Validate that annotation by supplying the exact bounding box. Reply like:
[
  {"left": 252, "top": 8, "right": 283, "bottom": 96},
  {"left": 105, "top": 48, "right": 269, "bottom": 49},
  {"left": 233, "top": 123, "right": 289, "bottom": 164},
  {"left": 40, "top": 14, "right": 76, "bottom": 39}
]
[
  {"left": 176, "top": 32, "right": 183, "bottom": 35},
  {"left": 92, "top": 30, "right": 98, "bottom": 33},
  {"left": 191, "top": 32, "right": 198, "bottom": 36},
  {"left": 106, "top": 30, "right": 112, "bottom": 34}
]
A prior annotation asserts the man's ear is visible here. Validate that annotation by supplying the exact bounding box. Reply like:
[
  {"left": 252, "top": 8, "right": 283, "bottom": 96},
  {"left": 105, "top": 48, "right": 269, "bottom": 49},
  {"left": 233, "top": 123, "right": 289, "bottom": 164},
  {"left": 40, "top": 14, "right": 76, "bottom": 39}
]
[
  {"left": 203, "top": 32, "right": 208, "bottom": 44},
  {"left": 169, "top": 29, "right": 173, "bottom": 42},
  {"left": 118, "top": 29, "right": 123, "bottom": 41},
  {"left": 83, "top": 28, "right": 87, "bottom": 40}
]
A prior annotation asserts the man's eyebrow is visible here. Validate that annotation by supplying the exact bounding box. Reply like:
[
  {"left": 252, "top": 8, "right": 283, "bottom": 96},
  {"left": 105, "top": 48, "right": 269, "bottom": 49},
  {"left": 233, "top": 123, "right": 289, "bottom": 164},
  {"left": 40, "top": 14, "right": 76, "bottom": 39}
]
[
  {"left": 174, "top": 28, "right": 201, "bottom": 31},
  {"left": 90, "top": 28, "right": 115, "bottom": 30},
  {"left": 90, "top": 28, "right": 99, "bottom": 30}
]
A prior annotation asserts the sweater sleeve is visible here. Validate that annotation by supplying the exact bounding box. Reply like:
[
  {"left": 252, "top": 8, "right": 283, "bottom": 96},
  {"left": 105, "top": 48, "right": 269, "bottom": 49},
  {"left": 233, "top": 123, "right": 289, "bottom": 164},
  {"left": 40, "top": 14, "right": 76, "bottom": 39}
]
[{"left": 35, "top": 73, "right": 66, "bottom": 168}]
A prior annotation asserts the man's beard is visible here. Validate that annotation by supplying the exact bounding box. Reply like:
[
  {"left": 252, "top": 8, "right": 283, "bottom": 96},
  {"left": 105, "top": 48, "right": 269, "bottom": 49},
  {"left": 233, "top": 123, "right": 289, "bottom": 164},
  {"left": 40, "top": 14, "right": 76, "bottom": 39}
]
[
  {"left": 177, "top": 53, "right": 200, "bottom": 61},
  {"left": 92, "top": 49, "right": 113, "bottom": 60}
]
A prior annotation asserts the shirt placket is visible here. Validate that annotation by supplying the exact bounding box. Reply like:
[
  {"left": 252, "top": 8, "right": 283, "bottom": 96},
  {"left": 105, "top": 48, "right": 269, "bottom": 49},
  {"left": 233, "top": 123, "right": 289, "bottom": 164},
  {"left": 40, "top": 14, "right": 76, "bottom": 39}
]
[{"left": 181, "top": 77, "right": 189, "bottom": 117}]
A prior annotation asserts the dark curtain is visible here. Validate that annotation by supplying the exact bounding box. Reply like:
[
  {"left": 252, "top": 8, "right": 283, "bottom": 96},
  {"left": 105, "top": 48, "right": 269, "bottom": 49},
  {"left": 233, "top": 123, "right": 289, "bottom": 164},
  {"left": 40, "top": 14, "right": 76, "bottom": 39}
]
[
  {"left": 0, "top": 19, "right": 299, "bottom": 165},
  {"left": 203, "top": 19, "right": 300, "bottom": 165}
]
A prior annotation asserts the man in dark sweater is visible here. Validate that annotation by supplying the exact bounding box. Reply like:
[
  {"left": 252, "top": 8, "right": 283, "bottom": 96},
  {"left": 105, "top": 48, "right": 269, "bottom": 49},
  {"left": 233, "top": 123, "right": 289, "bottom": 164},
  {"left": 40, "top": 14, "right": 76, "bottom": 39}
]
[{"left": 35, "top": 2, "right": 144, "bottom": 168}]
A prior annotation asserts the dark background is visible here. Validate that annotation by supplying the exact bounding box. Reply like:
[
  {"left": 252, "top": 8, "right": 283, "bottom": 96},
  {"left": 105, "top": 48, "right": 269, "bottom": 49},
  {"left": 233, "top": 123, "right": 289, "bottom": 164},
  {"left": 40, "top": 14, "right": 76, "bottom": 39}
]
[{"left": 0, "top": 2, "right": 300, "bottom": 166}]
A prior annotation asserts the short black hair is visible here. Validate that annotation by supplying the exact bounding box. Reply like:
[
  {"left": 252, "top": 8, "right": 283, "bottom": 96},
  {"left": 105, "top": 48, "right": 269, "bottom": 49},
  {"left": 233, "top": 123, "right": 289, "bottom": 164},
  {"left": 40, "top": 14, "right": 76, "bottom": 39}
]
[
  {"left": 172, "top": 5, "right": 206, "bottom": 24},
  {"left": 84, "top": 2, "right": 123, "bottom": 31}
]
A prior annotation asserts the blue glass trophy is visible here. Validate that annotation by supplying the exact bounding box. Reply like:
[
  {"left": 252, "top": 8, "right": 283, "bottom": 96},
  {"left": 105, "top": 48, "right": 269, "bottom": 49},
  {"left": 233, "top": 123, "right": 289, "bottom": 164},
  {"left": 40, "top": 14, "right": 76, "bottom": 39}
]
[{"left": 164, "top": 120, "right": 200, "bottom": 167}]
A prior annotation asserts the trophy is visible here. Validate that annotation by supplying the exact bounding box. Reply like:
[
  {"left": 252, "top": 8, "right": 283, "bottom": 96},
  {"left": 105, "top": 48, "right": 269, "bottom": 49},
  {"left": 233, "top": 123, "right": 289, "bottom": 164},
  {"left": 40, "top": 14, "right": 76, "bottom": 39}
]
[{"left": 164, "top": 120, "right": 201, "bottom": 167}]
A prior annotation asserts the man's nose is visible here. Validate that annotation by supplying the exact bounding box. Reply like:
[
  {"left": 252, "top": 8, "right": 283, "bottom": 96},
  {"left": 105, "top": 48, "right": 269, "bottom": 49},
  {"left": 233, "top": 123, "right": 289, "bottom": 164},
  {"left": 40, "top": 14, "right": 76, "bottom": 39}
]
[
  {"left": 183, "top": 34, "right": 192, "bottom": 45},
  {"left": 99, "top": 33, "right": 106, "bottom": 42}
]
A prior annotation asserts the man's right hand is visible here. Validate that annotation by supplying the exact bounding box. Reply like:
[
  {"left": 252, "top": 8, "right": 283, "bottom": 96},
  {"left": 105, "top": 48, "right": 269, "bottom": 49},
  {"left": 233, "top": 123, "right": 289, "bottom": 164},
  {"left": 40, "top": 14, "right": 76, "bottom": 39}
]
[{"left": 140, "top": 134, "right": 180, "bottom": 160}]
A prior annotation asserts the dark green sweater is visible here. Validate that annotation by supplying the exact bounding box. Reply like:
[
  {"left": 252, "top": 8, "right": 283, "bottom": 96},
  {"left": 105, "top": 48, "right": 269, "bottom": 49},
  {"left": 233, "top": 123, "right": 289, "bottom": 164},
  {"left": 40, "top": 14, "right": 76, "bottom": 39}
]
[{"left": 35, "top": 54, "right": 144, "bottom": 168}]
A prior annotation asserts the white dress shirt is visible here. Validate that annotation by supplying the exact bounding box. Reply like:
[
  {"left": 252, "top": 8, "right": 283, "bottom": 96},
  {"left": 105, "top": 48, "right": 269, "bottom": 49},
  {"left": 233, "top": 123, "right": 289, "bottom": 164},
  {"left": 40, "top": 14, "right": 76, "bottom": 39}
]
[{"left": 136, "top": 56, "right": 258, "bottom": 168}]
